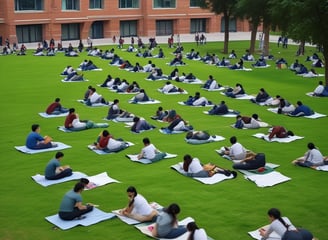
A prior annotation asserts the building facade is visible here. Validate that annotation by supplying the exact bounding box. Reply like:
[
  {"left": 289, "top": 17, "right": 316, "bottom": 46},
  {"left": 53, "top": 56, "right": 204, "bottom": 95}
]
[{"left": 0, "top": 0, "right": 251, "bottom": 44}]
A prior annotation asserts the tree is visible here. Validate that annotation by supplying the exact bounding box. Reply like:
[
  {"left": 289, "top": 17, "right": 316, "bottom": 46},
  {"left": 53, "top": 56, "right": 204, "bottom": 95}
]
[
  {"left": 270, "top": 0, "right": 328, "bottom": 85},
  {"left": 199, "top": 0, "right": 238, "bottom": 54}
]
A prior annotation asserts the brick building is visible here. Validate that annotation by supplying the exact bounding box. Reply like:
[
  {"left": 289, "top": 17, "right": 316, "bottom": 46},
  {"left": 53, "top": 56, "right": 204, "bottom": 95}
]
[{"left": 0, "top": 0, "right": 251, "bottom": 44}]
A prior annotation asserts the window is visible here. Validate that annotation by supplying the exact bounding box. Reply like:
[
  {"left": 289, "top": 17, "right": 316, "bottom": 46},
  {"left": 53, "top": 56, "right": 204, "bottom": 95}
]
[
  {"left": 153, "top": 0, "right": 176, "bottom": 8},
  {"left": 190, "top": 19, "right": 206, "bottom": 33},
  {"left": 15, "top": 0, "right": 43, "bottom": 11},
  {"left": 16, "top": 25, "right": 42, "bottom": 43},
  {"left": 120, "top": 21, "right": 137, "bottom": 37},
  {"left": 156, "top": 20, "right": 173, "bottom": 36},
  {"left": 62, "top": 0, "right": 80, "bottom": 10},
  {"left": 119, "top": 0, "right": 139, "bottom": 8},
  {"left": 89, "top": 0, "right": 103, "bottom": 9},
  {"left": 61, "top": 23, "right": 80, "bottom": 40},
  {"left": 190, "top": 0, "right": 200, "bottom": 7},
  {"left": 90, "top": 21, "right": 104, "bottom": 39}
]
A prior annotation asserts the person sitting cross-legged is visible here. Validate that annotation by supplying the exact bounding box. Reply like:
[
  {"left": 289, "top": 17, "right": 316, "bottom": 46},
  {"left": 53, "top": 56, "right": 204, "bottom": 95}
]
[
  {"left": 137, "top": 137, "right": 167, "bottom": 163},
  {"left": 45, "top": 151, "right": 72, "bottom": 180}
]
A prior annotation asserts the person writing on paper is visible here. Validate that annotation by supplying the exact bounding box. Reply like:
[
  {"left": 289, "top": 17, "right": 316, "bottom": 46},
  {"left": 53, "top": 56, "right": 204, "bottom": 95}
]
[
  {"left": 259, "top": 208, "right": 313, "bottom": 240},
  {"left": 119, "top": 186, "right": 158, "bottom": 222},
  {"left": 45, "top": 152, "right": 72, "bottom": 180},
  {"left": 151, "top": 203, "right": 187, "bottom": 238},
  {"left": 268, "top": 126, "right": 294, "bottom": 140},
  {"left": 232, "top": 152, "right": 266, "bottom": 170},
  {"left": 183, "top": 154, "right": 237, "bottom": 178},
  {"left": 292, "top": 142, "right": 325, "bottom": 168},
  {"left": 26, "top": 124, "right": 57, "bottom": 149},
  {"left": 58, "top": 182, "right": 94, "bottom": 220},
  {"left": 138, "top": 137, "right": 166, "bottom": 162},
  {"left": 220, "top": 136, "right": 247, "bottom": 161},
  {"left": 187, "top": 221, "right": 208, "bottom": 240}
]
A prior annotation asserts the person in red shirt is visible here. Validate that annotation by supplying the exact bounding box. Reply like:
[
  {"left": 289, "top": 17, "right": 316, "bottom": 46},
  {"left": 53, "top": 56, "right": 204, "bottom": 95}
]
[
  {"left": 46, "top": 98, "right": 68, "bottom": 115},
  {"left": 268, "top": 126, "right": 294, "bottom": 140}
]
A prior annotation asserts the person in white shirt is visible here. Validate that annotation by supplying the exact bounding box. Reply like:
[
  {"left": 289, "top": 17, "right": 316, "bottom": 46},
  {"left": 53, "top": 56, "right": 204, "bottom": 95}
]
[
  {"left": 313, "top": 80, "right": 325, "bottom": 96},
  {"left": 119, "top": 186, "right": 158, "bottom": 222},
  {"left": 292, "top": 142, "right": 325, "bottom": 167},
  {"left": 186, "top": 221, "right": 208, "bottom": 240},
  {"left": 86, "top": 87, "right": 108, "bottom": 105},
  {"left": 260, "top": 208, "right": 313, "bottom": 240},
  {"left": 143, "top": 60, "right": 153, "bottom": 72},
  {"left": 138, "top": 138, "right": 166, "bottom": 162},
  {"left": 222, "top": 136, "right": 247, "bottom": 162}
]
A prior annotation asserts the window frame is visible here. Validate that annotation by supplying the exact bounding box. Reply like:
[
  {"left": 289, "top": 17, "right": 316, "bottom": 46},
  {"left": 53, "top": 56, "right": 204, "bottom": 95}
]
[
  {"left": 62, "top": 0, "right": 80, "bottom": 10},
  {"left": 15, "top": 0, "right": 44, "bottom": 11},
  {"left": 153, "top": 0, "right": 176, "bottom": 8},
  {"left": 119, "top": 0, "right": 140, "bottom": 9},
  {"left": 89, "top": 0, "right": 103, "bottom": 9}
]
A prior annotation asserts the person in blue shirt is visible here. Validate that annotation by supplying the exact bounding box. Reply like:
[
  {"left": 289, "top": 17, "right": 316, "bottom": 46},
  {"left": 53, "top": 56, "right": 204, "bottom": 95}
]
[
  {"left": 45, "top": 152, "right": 72, "bottom": 180},
  {"left": 58, "top": 182, "right": 94, "bottom": 220},
  {"left": 25, "top": 124, "right": 56, "bottom": 149},
  {"left": 288, "top": 101, "right": 314, "bottom": 117}
]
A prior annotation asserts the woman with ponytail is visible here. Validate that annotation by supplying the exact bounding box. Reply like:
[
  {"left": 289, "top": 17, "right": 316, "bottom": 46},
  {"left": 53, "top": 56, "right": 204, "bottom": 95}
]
[
  {"left": 151, "top": 203, "right": 187, "bottom": 238},
  {"left": 187, "top": 221, "right": 208, "bottom": 240},
  {"left": 119, "top": 186, "right": 158, "bottom": 222},
  {"left": 260, "top": 208, "right": 313, "bottom": 240}
]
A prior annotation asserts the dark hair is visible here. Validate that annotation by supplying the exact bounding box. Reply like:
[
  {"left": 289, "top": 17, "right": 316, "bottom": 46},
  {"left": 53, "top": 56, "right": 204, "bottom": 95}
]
[
  {"left": 74, "top": 182, "right": 85, "bottom": 192},
  {"left": 143, "top": 137, "right": 150, "bottom": 145},
  {"left": 69, "top": 108, "right": 75, "bottom": 114},
  {"left": 287, "top": 131, "right": 294, "bottom": 137},
  {"left": 187, "top": 221, "right": 199, "bottom": 240},
  {"left": 55, "top": 151, "right": 64, "bottom": 159},
  {"left": 55, "top": 98, "right": 60, "bottom": 102},
  {"left": 126, "top": 186, "right": 137, "bottom": 207},
  {"left": 319, "top": 81, "right": 323, "bottom": 85},
  {"left": 158, "top": 106, "right": 163, "bottom": 111},
  {"left": 186, "top": 131, "right": 193, "bottom": 139},
  {"left": 230, "top": 136, "right": 237, "bottom": 144},
  {"left": 221, "top": 101, "right": 225, "bottom": 105},
  {"left": 267, "top": 208, "right": 290, "bottom": 230},
  {"left": 102, "top": 130, "right": 109, "bottom": 137},
  {"left": 297, "top": 101, "right": 302, "bottom": 106},
  {"left": 31, "top": 124, "right": 40, "bottom": 132},
  {"left": 183, "top": 154, "right": 193, "bottom": 171},
  {"left": 252, "top": 114, "right": 258, "bottom": 119},
  {"left": 307, "top": 142, "right": 315, "bottom": 150},
  {"left": 133, "top": 116, "right": 140, "bottom": 122},
  {"left": 165, "top": 203, "right": 180, "bottom": 225},
  {"left": 113, "top": 99, "right": 119, "bottom": 104},
  {"left": 80, "top": 178, "right": 89, "bottom": 185}
]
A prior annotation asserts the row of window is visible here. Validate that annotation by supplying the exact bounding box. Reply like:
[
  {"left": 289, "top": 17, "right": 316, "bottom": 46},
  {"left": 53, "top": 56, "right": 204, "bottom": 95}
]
[
  {"left": 15, "top": 0, "right": 201, "bottom": 11},
  {"left": 16, "top": 18, "right": 207, "bottom": 43}
]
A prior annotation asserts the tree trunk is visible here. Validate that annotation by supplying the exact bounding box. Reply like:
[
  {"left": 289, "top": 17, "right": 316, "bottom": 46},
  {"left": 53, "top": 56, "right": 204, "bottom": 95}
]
[
  {"left": 262, "top": 23, "right": 270, "bottom": 56},
  {"left": 323, "top": 42, "right": 328, "bottom": 86},
  {"left": 223, "top": 14, "right": 230, "bottom": 54},
  {"left": 249, "top": 22, "right": 258, "bottom": 54}
]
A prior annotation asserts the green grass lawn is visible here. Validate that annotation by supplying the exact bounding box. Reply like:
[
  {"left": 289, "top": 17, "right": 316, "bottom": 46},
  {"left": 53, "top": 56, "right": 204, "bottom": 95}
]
[{"left": 0, "top": 39, "right": 327, "bottom": 240}]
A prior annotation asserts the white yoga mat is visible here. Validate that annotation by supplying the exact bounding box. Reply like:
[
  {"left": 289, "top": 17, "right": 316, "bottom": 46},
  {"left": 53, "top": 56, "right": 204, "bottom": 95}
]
[
  {"left": 267, "top": 108, "right": 326, "bottom": 119},
  {"left": 129, "top": 99, "right": 161, "bottom": 104},
  {"left": 61, "top": 79, "right": 89, "bottom": 82},
  {"left": 243, "top": 170, "right": 291, "bottom": 188},
  {"left": 233, "top": 67, "right": 252, "bottom": 71},
  {"left": 186, "top": 135, "right": 225, "bottom": 144},
  {"left": 45, "top": 208, "right": 116, "bottom": 230},
  {"left": 112, "top": 202, "right": 163, "bottom": 225},
  {"left": 157, "top": 88, "right": 188, "bottom": 95},
  {"left": 203, "top": 110, "right": 239, "bottom": 117},
  {"left": 84, "top": 172, "right": 120, "bottom": 190},
  {"left": 38, "top": 112, "right": 68, "bottom": 118},
  {"left": 58, "top": 126, "right": 73, "bottom": 132},
  {"left": 201, "top": 87, "right": 225, "bottom": 91},
  {"left": 159, "top": 129, "right": 186, "bottom": 134},
  {"left": 178, "top": 101, "right": 214, "bottom": 107},
  {"left": 252, "top": 133, "right": 304, "bottom": 143},
  {"left": 145, "top": 77, "right": 169, "bottom": 81},
  {"left": 248, "top": 225, "right": 280, "bottom": 240},
  {"left": 181, "top": 78, "right": 203, "bottom": 84},
  {"left": 15, "top": 142, "right": 72, "bottom": 154},
  {"left": 220, "top": 92, "right": 254, "bottom": 99},
  {"left": 77, "top": 68, "right": 103, "bottom": 71},
  {"left": 87, "top": 142, "right": 134, "bottom": 155},
  {"left": 112, "top": 117, "right": 134, "bottom": 122},
  {"left": 31, "top": 171, "right": 88, "bottom": 187},
  {"left": 253, "top": 64, "right": 271, "bottom": 68},
  {"left": 230, "top": 121, "right": 270, "bottom": 129},
  {"left": 316, "top": 165, "right": 328, "bottom": 171},
  {"left": 126, "top": 153, "right": 177, "bottom": 164},
  {"left": 77, "top": 99, "right": 111, "bottom": 107},
  {"left": 171, "top": 162, "right": 234, "bottom": 184}
]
